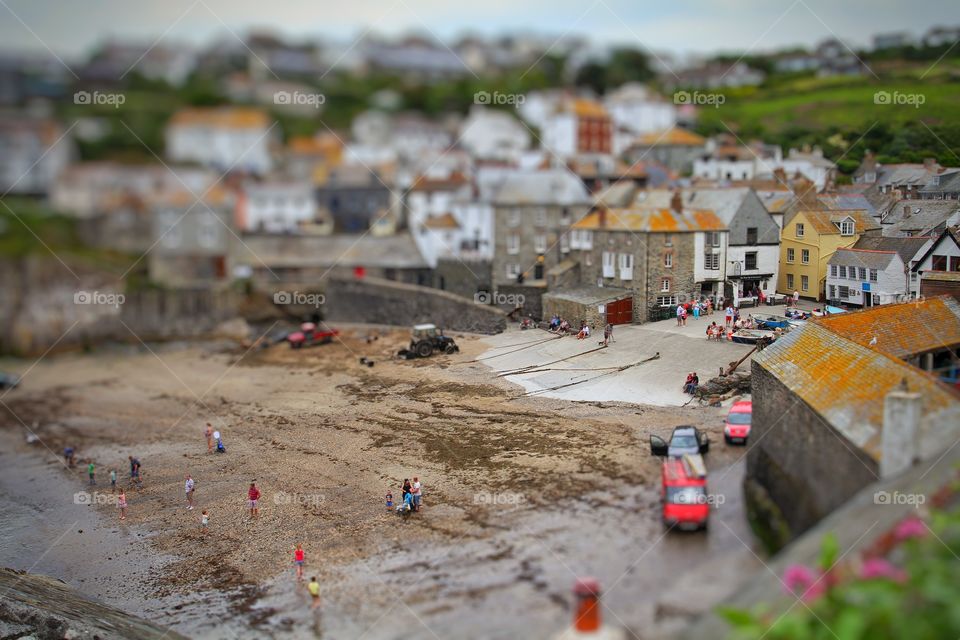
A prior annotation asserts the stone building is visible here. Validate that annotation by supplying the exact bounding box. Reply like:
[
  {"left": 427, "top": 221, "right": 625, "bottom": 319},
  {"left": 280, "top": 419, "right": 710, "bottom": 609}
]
[{"left": 748, "top": 296, "right": 960, "bottom": 545}]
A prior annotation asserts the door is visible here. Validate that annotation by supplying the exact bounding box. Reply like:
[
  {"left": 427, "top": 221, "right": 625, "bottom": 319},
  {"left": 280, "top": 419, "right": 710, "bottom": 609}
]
[{"left": 607, "top": 297, "right": 633, "bottom": 325}]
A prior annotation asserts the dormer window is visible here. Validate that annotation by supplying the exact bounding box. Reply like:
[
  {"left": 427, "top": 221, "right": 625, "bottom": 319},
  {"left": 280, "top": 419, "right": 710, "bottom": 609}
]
[{"left": 839, "top": 218, "right": 855, "bottom": 236}]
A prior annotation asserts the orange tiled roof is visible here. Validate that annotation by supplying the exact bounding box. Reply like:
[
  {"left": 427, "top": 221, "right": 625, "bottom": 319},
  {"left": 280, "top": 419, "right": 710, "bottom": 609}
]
[
  {"left": 572, "top": 207, "right": 725, "bottom": 232},
  {"left": 635, "top": 127, "right": 706, "bottom": 147},
  {"left": 567, "top": 98, "right": 608, "bottom": 119},
  {"left": 422, "top": 212, "right": 460, "bottom": 230},
  {"left": 170, "top": 107, "right": 270, "bottom": 130},
  {"left": 288, "top": 134, "right": 342, "bottom": 155},
  {"left": 755, "top": 321, "right": 960, "bottom": 459},
  {"left": 813, "top": 296, "right": 960, "bottom": 360},
  {"left": 410, "top": 171, "right": 470, "bottom": 191}
]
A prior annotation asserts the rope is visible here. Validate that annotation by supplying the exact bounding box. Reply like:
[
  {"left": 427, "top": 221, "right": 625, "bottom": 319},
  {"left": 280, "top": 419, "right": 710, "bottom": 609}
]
[
  {"left": 496, "top": 344, "right": 609, "bottom": 376},
  {"left": 457, "top": 334, "right": 563, "bottom": 364},
  {"left": 510, "top": 353, "right": 661, "bottom": 399}
]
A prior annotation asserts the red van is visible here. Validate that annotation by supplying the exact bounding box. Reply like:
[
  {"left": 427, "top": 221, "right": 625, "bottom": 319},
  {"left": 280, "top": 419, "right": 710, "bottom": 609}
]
[
  {"left": 661, "top": 454, "right": 709, "bottom": 531},
  {"left": 724, "top": 400, "right": 752, "bottom": 444}
]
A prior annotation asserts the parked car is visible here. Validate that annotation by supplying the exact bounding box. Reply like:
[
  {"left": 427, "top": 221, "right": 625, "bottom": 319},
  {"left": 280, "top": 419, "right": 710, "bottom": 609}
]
[
  {"left": 0, "top": 372, "right": 20, "bottom": 390},
  {"left": 724, "top": 400, "right": 752, "bottom": 444},
  {"left": 650, "top": 426, "right": 709, "bottom": 457},
  {"left": 661, "top": 453, "right": 709, "bottom": 530}
]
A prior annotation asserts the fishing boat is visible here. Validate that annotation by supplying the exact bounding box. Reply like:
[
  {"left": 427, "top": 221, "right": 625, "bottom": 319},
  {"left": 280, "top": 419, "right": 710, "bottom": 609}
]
[
  {"left": 752, "top": 314, "right": 791, "bottom": 330},
  {"left": 730, "top": 329, "right": 779, "bottom": 345}
]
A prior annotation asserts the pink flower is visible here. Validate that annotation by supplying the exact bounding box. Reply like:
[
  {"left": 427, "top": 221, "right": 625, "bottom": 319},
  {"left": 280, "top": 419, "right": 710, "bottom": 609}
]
[
  {"left": 893, "top": 517, "right": 927, "bottom": 542},
  {"left": 859, "top": 558, "right": 908, "bottom": 583},
  {"left": 782, "top": 564, "right": 826, "bottom": 601}
]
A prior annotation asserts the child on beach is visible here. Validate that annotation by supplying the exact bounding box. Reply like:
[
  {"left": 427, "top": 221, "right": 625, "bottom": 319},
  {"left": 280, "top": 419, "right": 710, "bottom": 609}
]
[
  {"left": 200, "top": 510, "right": 209, "bottom": 537},
  {"left": 248, "top": 482, "right": 261, "bottom": 518},
  {"left": 307, "top": 577, "right": 320, "bottom": 609},
  {"left": 185, "top": 475, "right": 195, "bottom": 510},
  {"left": 118, "top": 489, "right": 127, "bottom": 520},
  {"left": 110, "top": 469, "right": 117, "bottom": 492},
  {"left": 88, "top": 461, "right": 95, "bottom": 485},
  {"left": 294, "top": 543, "right": 305, "bottom": 581}
]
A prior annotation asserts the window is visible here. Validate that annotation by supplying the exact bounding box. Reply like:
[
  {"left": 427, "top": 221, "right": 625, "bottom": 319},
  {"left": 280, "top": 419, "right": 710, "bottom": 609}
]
[
  {"left": 787, "top": 248, "right": 795, "bottom": 262},
  {"left": 839, "top": 265, "right": 847, "bottom": 278},
  {"left": 560, "top": 208, "right": 571, "bottom": 227},
  {"left": 534, "top": 234, "right": 547, "bottom": 254},
  {"left": 661, "top": 278, "right": 671, "bottom": 292},
  {"left": 870, "top": 269, "right": 878, "bottom": 282},
  {"left": 801, "top": 275, "right": 809, "bottom": 291},
  {"left": 801, "top": 249, "right": 810, "bottom": 264},
  {"left": 506, "top": 263, "right": 521, "bottom": 279},
  {"left": 746, "top": 227, "right": 758, "bottom": 245},
  {"left": 506, "top": 234, "right": 520, "bottom": 255},
  {"left": 602, "top": 251, "right": 616, "bottom": 278},
  {"left": 839, "top": 219, "right": 855, "bottom": 236},
  {"left": 795, "top": 223, "right": 804, "bottom": 238},
  {"left": 619, "top": 253, "right": 634, "bottom": 280},
  {"left": 829, "top": 285, "right": 836, "bottom": 299},
  {"left": 932, "top": 255, "right": 948, "bottom": 271},
  {"left": 858, "top": 267, "right": 867, "bottom": 280},
  {"left": 830, "top": 264, "right": 837, "bottom": 277},
  {"left": 570, "top": 229, "right": 593, "bottom": 250},
  {"left": 664, "top": 252, "right": 672, "bottom": 267},
  {"left": 707, "top": 231, "right": 721, "bottom": 247},
  {"left": 508, "top": 209, "right": 521, "bottom": 227},
  {"left": 952, "top": 257, "right": 960, "bottom": 271},
  {"left": 657, "top": 295, "right": 678, "bottom": 307},
  {"left": 745, "top": 252, "right": 757, "bottom": 270},
  {"left": 786, "top": 273, "right": 794, "bottom": 289},
  {"left": 704, "top": 252, "right": 719, "bottom": 270},
  {"left": 664, "top": 234, "right": 673, "bottom": 247},
  {"left": 560, "top": 233, "right": 570, "bottom": 253},
  {"left": 534, "top": 208, "right": 548, "bottom": 227},
  {"left": 839, "top": 285, "right": 849, "bottom": 298}
]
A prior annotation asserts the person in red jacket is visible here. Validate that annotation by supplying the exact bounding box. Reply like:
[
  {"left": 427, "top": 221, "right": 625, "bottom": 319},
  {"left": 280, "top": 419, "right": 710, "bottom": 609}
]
[{"left": 248, "top": 481, "right": 261, "bottom": 518}]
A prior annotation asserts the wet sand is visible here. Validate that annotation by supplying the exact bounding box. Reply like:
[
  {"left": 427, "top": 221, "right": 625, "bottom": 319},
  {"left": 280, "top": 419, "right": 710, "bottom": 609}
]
[{"left": 0, "top": 326, "right": 760, "bottom": 638}]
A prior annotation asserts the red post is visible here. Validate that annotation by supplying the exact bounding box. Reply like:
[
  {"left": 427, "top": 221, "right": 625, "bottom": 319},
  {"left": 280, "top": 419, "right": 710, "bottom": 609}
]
[{"left": 573, "top": 577, "right": 601, "bottom": 632}]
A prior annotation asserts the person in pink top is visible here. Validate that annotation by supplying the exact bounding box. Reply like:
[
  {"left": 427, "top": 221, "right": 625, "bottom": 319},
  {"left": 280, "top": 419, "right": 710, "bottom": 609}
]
[
  {"left": 248, "top": 482, "right": 261, "bottom": 518},
  {"left": 294, "top": 543, "right": 305, "bottom": 581},
  {"left": 117, "top": 489, "right": 127, "bottom": 520}
]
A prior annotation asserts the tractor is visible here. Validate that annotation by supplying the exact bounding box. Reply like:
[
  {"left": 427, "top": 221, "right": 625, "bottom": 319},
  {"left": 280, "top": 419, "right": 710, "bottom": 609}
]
[{"left": 398, "top": 324, "right": 459, "bottom": 359}]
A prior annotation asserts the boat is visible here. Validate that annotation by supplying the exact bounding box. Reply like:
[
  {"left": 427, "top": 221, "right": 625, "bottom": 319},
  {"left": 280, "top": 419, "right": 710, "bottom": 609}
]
[
  {"left": 730, "top": 329, "right": 779, "bottom": 345},
  {"left": 752, "top": 314, "right": 791, "bottom": 329}
]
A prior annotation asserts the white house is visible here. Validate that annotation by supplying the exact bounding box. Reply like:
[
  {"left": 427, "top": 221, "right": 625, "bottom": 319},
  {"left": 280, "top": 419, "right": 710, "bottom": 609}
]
[
  {"left": 693, "top": 139, "right": 836, "bottom": 190},
  {"left": 406, "top": 172, "right": 473, "bottom": 267},
  {"left": 165, "top": 107, "right": 275, "bottom": 175},
  {"left": 603, "top": 83, "right": 677, "bottom": 136},
  {"left": 0, "top": 117, "right": 73, "bottom": 195},
  {"left": 827, "top": 248, "right": 909, "bottom": 307},
  {"left": 237, "top": 181, "right": 316, "bottom": 233},
  {"left": 457, "top": 106, "right": 531, "bottom": 161}
]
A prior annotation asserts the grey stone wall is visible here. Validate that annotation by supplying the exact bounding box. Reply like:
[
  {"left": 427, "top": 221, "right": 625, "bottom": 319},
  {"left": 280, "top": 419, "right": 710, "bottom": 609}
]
[
  {"left": 491, "top": 204, "right": 590, "bottom": 288},
  {"left": 746, "top": 360, "right": 880, "bottom": 542},
  {"left": 324, "top": 276, "right": 506, "bottom": 334},
  {"left": 433, "top": 258, "right": 492, "bottom": 299},
  {"left": 645, "top": 232, "right": 696, "bottom": 321}
]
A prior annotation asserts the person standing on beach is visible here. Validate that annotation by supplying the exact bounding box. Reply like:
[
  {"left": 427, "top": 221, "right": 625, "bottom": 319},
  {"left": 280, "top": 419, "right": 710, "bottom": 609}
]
[
  {"left": 307, "top": 576, "right": 320, "bottom": 609},
  {"left": 88, "top": 461, "right": 95, "bottom": 486},
  {"left": 185, "top": 475, "right": 195, "bottom": 510},
  {"left": 205, "top": 423, "right": 214, "bottom": 454},
  {"left": 294, "top": 543, "right": 305, "bottom": 581},
  {"left": 110, "top": 469, "right": 117, "bottom": 493},
  {"left": 248, "top": 482, "right": 261, "bottom": 518},
  {"left": 402, "top": 479, "right": 411, "bottom": 502},
  {"left": 412, "top": 477, "right": 422, "bottom": 512},
  {"left": 200, "top": 510, "right": 209, "bottom": 537},
  {"left": 603, "top": 323, "right": 613, "bottom": 346},
  {"left": 118, "top": 489, "right": 127, "bottom": 521}
]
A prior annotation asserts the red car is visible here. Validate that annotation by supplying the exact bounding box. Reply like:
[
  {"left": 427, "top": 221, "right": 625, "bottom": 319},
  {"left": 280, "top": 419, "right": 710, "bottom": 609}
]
[
  {"left": 661, "top": 454, "right": 709, "bottom": 531},
  {"left": 724, "top": 400, "right": 752, "bottom": 444}
]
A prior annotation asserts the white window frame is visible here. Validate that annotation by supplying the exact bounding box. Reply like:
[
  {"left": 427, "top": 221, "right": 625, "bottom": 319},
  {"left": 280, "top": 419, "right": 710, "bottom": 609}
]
[
  {"left": 664, "top": 252, "right": 672, "bottom": 268},
  {"left": 801, "top": 249, "right": 810, "bottom": 264},
  {"left": 508, "top": 209, "right": 521, "bottom": 227},
  {"left": 657, "top": 295, "right": 678, "bottom": 307},
  {"left": 661, "top": 278, "right": 671, "bottom": 292},
  {"left": 839, "top": 219, "right": 855, "bottom": 236},
  {"left": 839, "top": 265, "right": 847, "bottom": 278},
  {"left": 786, "top": 273, "right": 794, "bottom": 289},
  {"left": 560, "top": 232, "right": 570, "bottom": 254},
  {"left": 602, "top": 251, "right": 616, "bottom": 278},
  {"left": 619, "top": 253, "right": 634, "bottom": 280},
  {"left": 830, "top": 264, "right": 837, "bottom": 277},
  {"left": 795, "top": 223, "right": 805, "bottom": 238},
  {"left": 870, "top": 269, "right": 878, "bottom": 282},
  {"left": 506, "top": 234, "right": 520, "bottom": 255},
  {"left": 801, "top": 275, "right": 809, "bottom": 291},
  {"left": 505, "top": 263, "right": 521, "bottom": 280},
  {"left": 787, "top": 248, "right": 795, "bottom": 263},
  {"left": 534, "top": 233, "right": 547, "bottom": 254}
]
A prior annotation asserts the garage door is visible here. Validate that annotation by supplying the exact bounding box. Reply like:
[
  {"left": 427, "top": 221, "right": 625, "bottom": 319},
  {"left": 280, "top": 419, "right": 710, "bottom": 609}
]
[{"left": 606, "top": 297, "right": 633, "bottom": 325}]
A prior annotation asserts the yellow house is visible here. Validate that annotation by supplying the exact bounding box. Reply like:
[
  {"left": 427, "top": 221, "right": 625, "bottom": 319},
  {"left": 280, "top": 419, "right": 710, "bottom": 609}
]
[{"left": 778, "top": 210, "right": 880, "bottom": 300}]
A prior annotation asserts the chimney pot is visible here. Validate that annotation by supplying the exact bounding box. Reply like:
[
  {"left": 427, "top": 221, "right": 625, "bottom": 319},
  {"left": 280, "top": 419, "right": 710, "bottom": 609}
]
[{"left": 671, "top": 191, "right": 683, "bottom": 214}]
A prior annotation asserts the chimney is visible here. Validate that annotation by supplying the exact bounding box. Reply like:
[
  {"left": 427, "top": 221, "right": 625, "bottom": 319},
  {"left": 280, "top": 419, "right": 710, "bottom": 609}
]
[
  {"left": 881, "top": 385, "right": 922, "bottom": 478},
  {"left": 773, "top": 167, "right": 787, "bottom": 186},
  {"left": 597, "top": 206, "right": 607, "bottom": 228},
  {"left": 903, "top": 204, "right": 911, "bottom": 218},
  {"left": 671, "top": 190, "right": 683, "bottom": 214}
]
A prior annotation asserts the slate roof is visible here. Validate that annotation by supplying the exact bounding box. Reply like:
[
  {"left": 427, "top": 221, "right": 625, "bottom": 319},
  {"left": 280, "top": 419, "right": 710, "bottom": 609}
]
[
  {"left": 813, "top": 296, "right": 960, "bottom": 359},
  {"left": 828, "top": 248, "right": 897, "bottom": 271},
  {"left": 883, "top": 201, "right": 960, "bottom": 237},
  {"left": 492, "top": 169, "right": 591, "bottom": 206},
  {"left": 754, "top": 320, "right": 960, "bottom": 459},
  {"left": 542, "top": 285, "right": 633, "bottom": 305},
  {"left": 797, "top": 209, "right": 880, "bottom": 235},
  {"left": 919, "top": 170, "right": 960, "bottom": 195},
  {"left": 756, "top": 189, "right": 795, "bottom": 214},
  {"left": 852, "top": 235, "right": 931, "bottom": 264}
]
